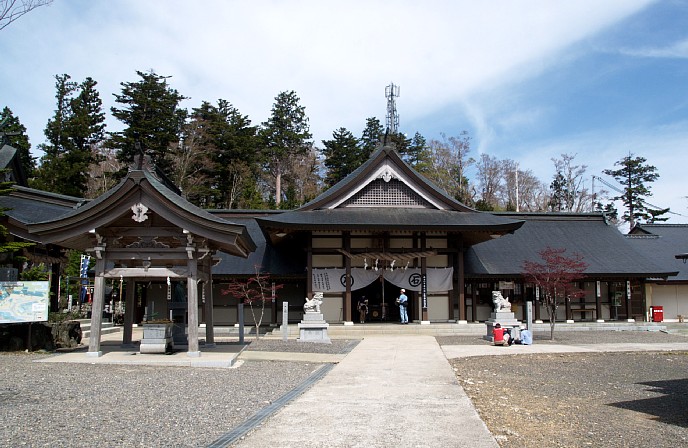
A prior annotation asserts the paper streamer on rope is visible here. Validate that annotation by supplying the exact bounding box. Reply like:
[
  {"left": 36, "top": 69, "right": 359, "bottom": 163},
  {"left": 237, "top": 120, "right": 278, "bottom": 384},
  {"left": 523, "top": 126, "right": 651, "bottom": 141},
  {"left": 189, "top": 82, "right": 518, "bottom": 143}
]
[{"left": 311, "top": 268, "right": 453, "bottom": 293}]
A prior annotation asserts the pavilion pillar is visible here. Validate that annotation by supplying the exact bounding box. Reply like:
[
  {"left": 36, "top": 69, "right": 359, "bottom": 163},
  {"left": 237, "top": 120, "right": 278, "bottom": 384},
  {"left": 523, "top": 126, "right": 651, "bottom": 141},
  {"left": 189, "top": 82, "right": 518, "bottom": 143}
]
[
  {"left": 204, "top": 257, "right": 215, "bottom": 347},
  {"left": 187, "top": 258, "right": 200, "bottom": 357},
  {"left": 87, "top": 257, "right": 106, "bottom": 357},
  {"left": 122, "top": 279, "right": 135, "bottom": 347}
]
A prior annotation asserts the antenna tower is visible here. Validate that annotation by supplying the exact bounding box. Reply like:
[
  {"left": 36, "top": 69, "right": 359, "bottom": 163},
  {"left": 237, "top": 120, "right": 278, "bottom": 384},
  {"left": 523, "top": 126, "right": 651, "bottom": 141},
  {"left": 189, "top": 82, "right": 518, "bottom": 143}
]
[{"left": 385, "top": 83, "right": 400, "bottom": 134}]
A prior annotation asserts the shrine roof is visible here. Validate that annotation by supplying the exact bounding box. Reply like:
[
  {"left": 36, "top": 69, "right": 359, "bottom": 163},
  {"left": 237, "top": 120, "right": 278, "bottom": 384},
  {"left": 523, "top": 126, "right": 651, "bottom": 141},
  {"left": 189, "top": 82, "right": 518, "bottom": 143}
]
[
  {"left": 210, "top": 216, "right": 305, "bottom": 276},
  {"left": 256, "top": 207, "right": 522, "bottom": 232},
  {"left": 626, "top": 224, "right": 688, "bottom": 282},
  {"left": 465, "top": 213, "right": 677, "bottom": 279}
]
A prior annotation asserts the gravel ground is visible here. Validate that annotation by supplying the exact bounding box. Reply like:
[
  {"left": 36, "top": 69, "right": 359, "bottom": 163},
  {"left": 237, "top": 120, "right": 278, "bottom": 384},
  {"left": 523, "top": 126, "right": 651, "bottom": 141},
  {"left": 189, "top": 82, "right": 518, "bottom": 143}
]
[
  {"left": 242, "top": 338, "right": 359, "bottom": 354},
  {"left": 2, "top": 332, "right": 686, "bottom": 447},
  {"left": 441, "top": 331, "right": 688, "bottom": 448},
  {"left": 437, "top": 329, "right": 688, "bottom": 346},
  {"left": 0, "top": 338, "right": 358, "bottom": 448}
]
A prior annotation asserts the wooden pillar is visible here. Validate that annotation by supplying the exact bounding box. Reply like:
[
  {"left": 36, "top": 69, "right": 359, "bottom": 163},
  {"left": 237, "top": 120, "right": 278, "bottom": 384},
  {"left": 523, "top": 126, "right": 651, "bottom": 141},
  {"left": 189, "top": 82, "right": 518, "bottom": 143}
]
[
  {"left": 595, "top": 280, "right": 602, "bottom": 322},
  {"left": 625, "top": 279, "right": 633, "bottom": 321},
  {"left": 450, "top": 251, "right": 458, "bottom": 320},
  {"left": 122, "top": 279, "right": 135, "bottom": 347},
  {"left": 87, "top": 257, "right": 106, "bottom": 357},
  {"left": 535, "top": 286, "right": 541, "bottom": 321},
  {"left": 421, "top": 233, "right": 428, "bottom": 322},
  {"left": 344, "top": 232, "right": 352, "bottom": 323},
  {"left": 458, "top": 250, "right": 465, "bottom": 322},
  {"left": 471, "top": 282, "right": 477, "bottom": 322},
  {"left": 306, "top": 234, "right": 313, "bottom": 299},
  {"left": 187, "top": 258, "right": 200, "bottom": 357}
]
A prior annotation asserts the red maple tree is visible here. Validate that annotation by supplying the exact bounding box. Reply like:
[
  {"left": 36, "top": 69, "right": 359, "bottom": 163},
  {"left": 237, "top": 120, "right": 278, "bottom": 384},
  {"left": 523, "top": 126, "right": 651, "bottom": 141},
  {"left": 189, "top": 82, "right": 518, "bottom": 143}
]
[
  {"left": 522, "top": 247, "right": 588, "bottom": 340},
  {"left": 221, "top": 266, "right": 283, "bottom": 340}
]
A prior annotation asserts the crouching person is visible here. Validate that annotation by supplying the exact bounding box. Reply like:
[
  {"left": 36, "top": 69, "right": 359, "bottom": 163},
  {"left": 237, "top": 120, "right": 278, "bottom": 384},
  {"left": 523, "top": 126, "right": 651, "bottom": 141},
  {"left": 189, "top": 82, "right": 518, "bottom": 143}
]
[{"left": 513, "top": 325, "right": 533, "bottom": 345}]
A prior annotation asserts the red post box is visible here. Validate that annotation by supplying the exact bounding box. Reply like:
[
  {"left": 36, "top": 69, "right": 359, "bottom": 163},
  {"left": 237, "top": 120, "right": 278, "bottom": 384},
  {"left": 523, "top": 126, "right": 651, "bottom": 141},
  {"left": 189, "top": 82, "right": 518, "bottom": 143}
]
[{"left": 651, "top": 306, "right": 664, "bottom": 322}]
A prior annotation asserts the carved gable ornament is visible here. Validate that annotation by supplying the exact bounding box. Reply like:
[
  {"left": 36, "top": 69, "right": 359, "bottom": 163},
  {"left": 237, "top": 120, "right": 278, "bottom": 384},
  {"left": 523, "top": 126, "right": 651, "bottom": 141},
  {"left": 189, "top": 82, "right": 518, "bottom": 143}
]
[
  {"left": 378, "top": 168, "right": 395, "bottom": 183},
  {"left": 131, "top": 203, "right": 149, "bottom": 223}
]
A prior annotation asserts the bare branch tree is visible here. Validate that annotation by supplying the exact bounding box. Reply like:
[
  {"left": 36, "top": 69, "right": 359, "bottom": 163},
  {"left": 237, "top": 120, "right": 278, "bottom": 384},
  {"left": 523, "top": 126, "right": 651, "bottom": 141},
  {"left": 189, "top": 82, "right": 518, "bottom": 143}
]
[
  {"left": 86, "top": 143, "right": 123, "bottom": 199},
  {"left": 1, "top": 0, "right": 52, "bottom": 31}
]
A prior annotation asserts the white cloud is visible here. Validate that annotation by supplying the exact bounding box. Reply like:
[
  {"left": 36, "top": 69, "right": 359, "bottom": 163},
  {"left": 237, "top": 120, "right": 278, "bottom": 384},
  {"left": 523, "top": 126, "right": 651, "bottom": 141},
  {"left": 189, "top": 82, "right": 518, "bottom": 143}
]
[
  {"left": 1, "top": 0, "right": 655, "bottom": 150},
  {"left": 618, "top": 38, "right": 688, "bottom": 58}
]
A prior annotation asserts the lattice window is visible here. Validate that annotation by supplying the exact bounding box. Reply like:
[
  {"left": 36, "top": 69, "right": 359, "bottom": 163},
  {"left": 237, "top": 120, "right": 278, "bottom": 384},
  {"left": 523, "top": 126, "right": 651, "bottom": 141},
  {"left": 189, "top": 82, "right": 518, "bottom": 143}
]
[{"left": 342, "top": 179, "right": 430, "bottom": 207}]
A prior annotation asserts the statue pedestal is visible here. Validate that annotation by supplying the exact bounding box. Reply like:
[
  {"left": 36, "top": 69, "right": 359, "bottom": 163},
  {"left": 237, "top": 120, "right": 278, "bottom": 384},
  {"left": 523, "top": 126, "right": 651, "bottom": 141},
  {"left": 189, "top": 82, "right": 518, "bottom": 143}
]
[
  {"left": 484, "top": 311, "right": 521, "bottom": 341},
  {"left": 298, "top": 312, "right": 331, "bottom": 344}
]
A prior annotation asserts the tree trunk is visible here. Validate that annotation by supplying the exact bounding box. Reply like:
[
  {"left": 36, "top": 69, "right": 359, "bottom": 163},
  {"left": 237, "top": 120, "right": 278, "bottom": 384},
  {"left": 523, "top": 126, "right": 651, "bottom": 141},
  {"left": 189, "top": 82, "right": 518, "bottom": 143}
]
[{"left": 275, "top": 163, "right": 282, "bottom": 206}]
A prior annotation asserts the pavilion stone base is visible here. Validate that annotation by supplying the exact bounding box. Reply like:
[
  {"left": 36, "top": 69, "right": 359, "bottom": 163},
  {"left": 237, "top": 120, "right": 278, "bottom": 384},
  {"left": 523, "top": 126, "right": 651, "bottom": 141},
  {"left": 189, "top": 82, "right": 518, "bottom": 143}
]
[
  {"left": 484, "top": 311, "right": 521, "bottom": 342},
  {"left": 298, "top": 312, "right": 331, "bottom": 344}
]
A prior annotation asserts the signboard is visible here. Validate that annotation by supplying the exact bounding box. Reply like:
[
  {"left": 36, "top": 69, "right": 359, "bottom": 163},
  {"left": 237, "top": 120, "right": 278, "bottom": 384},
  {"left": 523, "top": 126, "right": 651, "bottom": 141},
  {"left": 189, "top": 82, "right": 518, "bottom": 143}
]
[
  {"left": 0, "top": 281, "right": 51, "bottom": 323},
  {"left": 499, "top": 281, "right": 514, "bottom": 290}
]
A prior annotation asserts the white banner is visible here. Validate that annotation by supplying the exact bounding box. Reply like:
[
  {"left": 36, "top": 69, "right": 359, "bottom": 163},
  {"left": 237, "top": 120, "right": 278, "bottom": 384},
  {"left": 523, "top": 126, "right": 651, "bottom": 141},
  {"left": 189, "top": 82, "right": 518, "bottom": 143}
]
[{"left": 311, "top": 268, "right": 453, "bottom": 293}]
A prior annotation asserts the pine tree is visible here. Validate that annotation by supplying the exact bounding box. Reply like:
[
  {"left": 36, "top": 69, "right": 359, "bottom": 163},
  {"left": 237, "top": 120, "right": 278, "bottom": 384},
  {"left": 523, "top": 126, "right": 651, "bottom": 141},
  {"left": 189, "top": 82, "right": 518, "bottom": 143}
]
[
  {"left": 259, "top": 91, "right": 312, "bottom": 207},
  {"left": 548, "top": 172, "right": 569, "bottom": 212},
  {"left": 168, "top": 100, "right": 260, "bottom": 208},
  {"left": 359, "top": 117, "right": 384, "bottom": 158},
  {"left": 110, "top": 70, "right": 187, "bottom": 176},
  {"left": 0, "top": 107, "right": 35, "bottom": 179},
  {"left": 405, "top": 132, "right": 432, "bottom": 173},
  {"left": 322, "top": 127, "right": 360, "bottom": 187},
  {"left": 211, "top": 100, "right": 260, "bottom": 209},
  {"left": 603, "top": 154, "right": 663, "bottom": 228},
  {"left": 34, "top": 74, "right": 105, "bottom": 196}
]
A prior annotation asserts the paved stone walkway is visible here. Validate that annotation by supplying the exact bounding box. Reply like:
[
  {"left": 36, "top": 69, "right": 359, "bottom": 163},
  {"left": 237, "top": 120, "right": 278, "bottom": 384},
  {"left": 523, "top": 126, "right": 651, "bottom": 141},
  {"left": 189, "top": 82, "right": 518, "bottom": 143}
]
[{"left": 231, "top": 335, "right": 498, "bottom": 448}]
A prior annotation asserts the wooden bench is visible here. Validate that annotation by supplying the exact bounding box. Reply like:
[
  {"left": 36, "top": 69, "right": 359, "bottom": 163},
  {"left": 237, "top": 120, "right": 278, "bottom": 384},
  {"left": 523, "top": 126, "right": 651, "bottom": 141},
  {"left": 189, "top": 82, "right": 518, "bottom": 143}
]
[{"left": 570, "top": 308, "right": 597, "bottom": 320}]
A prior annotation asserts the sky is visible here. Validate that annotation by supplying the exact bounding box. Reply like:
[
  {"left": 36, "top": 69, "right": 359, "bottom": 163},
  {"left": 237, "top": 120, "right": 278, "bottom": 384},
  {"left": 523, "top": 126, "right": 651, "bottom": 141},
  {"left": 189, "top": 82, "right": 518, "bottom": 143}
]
[{"left": 2, "top": 0, "right": 688, "bottom": 226}]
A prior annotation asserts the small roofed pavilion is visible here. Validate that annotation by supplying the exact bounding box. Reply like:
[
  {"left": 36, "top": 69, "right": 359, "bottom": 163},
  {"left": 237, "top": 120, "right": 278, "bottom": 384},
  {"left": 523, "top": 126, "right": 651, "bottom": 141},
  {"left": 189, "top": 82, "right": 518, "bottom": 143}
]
[{"left": 27, "top": 162, "right": 255, "bottom": 357}]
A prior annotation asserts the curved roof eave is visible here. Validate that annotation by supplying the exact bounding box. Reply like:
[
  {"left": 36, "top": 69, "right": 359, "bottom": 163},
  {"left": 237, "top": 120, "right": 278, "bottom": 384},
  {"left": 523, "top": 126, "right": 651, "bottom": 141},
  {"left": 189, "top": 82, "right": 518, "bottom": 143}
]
[{"left": 26, "top": 169, "right": 256, "bottom": 256}]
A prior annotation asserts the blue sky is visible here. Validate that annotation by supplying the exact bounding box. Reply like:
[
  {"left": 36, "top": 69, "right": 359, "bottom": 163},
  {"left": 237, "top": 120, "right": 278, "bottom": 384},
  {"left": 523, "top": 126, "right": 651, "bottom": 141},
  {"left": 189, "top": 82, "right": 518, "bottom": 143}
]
[{"left": 1, "top": 0, "right": 687, "bottom": 224}]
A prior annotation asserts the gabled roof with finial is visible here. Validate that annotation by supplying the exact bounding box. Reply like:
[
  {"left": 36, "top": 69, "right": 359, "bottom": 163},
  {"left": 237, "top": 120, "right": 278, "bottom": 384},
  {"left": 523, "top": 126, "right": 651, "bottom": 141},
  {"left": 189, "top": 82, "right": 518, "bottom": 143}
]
[{"left": 256, "top": 145, "right": 524, "bottom": 244}]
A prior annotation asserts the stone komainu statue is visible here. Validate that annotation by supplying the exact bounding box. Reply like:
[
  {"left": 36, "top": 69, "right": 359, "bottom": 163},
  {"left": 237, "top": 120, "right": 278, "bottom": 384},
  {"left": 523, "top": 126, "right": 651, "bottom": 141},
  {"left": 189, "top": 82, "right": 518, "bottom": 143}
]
[
  {"left": 492, "top": 291, "right": 511, "bottom": 312},
  {"left": 303, "top": 296, "right": 323, "bottom": 313}
]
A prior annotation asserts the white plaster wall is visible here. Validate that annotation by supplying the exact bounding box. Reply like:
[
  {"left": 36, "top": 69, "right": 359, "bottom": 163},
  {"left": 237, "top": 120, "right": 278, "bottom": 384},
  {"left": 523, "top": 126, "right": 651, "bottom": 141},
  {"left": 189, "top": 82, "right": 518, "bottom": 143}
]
[
  {"left": 312, "top": 255, "right": 344, "bottom": 268},
  {"left": 389, "top": 236, "right": 413, "bottom": 248},
  {"left": 322, "top": 295, "right": 344, "bottom": 322},
  {"left": 428, "top": 295, "right": 449, "bottom": 321},
  {"left": 426, "top": 255, "right": 448, "bottom": 267},
  {"left": 649, "top": 284, "right": 688, "bottom": 320},
  {"left": 312, "top": 237, "right": 342, "bottom": 248}
]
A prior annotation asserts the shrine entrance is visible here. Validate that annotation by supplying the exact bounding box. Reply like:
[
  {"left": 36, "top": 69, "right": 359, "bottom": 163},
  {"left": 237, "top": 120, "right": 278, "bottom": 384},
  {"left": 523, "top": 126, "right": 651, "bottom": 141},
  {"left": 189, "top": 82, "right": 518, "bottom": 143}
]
[{"left": 352, "top": 279, "right": 409, "bottom": 323}]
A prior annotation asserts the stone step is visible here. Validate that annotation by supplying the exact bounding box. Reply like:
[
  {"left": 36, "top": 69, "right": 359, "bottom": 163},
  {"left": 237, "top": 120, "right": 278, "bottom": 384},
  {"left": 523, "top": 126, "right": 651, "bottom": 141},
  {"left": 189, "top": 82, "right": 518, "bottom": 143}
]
[{"left": 263, "top": 321, "right": 668, "bottom": 338}]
